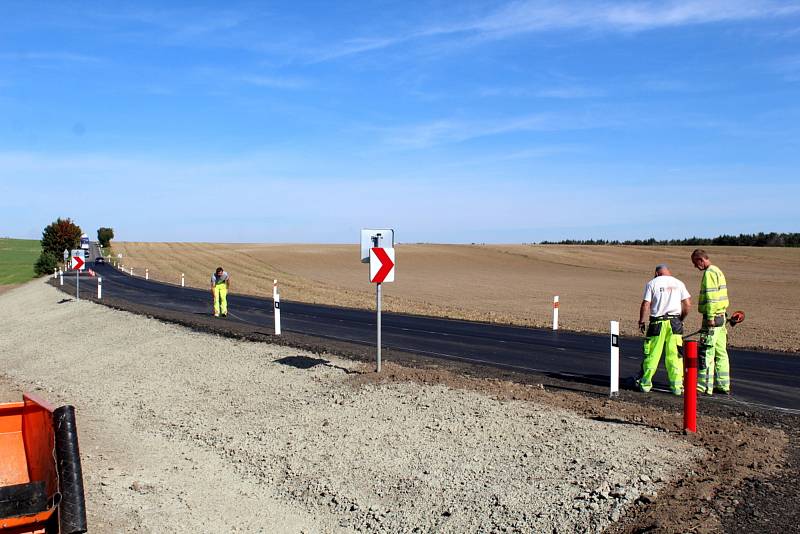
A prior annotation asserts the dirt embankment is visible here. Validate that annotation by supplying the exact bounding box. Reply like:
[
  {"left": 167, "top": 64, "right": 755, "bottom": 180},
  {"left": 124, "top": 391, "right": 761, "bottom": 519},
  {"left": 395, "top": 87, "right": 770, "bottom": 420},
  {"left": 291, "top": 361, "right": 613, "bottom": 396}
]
[
  {"left": 113, "top": 243, "right": 800, "bottom": 353},
  {"left": 2, "top": 280, "right": 797, "bottom": 533}
]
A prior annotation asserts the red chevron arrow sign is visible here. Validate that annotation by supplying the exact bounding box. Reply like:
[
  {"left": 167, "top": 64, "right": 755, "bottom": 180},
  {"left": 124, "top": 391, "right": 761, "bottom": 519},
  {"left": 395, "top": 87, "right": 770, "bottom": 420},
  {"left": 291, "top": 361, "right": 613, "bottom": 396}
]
[
  {"left": 71, "top": 254, "right": 85, "bottom": 271},
  {"left": 370, "top": 247, "right": 395, "bottom": 283}
]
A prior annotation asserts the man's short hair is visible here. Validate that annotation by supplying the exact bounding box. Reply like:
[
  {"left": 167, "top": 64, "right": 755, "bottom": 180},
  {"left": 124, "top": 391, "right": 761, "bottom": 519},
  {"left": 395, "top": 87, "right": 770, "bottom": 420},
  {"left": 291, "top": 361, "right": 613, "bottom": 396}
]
[
  {"left": 691, "top": 249, "right": 709, "bottom": 260},
  {"left": 655, "top": 263, "right": 669, "bottom": 274},
  {"left": 215, "top": 266, "right": 224, "bottom": 273}
]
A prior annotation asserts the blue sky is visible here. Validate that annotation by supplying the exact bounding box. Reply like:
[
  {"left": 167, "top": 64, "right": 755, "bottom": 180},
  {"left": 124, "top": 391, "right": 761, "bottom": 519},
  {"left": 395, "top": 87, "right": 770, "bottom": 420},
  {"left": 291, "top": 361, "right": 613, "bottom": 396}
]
[{"left": 2, "top": 1, "right": 799, "bottom": 243}]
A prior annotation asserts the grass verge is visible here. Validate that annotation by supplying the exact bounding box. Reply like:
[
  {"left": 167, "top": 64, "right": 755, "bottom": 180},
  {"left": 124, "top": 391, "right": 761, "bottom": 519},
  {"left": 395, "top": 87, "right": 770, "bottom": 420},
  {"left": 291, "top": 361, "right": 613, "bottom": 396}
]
[{"left": 0, "top": 238, "right": 41, "bottom": 284}]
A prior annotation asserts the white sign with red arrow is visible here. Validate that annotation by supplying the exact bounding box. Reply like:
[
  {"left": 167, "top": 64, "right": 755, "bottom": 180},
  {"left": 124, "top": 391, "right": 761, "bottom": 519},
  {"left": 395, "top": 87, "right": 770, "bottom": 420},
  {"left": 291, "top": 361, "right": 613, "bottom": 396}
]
[
  {"left": 70, "top": 249, "right": 85, "bottom": 271},
  {"left": 370, "top": 247, "right": 395, "bottom": 283}
]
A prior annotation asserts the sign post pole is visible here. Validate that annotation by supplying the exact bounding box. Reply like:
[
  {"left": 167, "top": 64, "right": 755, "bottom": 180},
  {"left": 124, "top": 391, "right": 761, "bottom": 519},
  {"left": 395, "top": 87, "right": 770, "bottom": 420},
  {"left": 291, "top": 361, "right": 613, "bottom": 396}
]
[
  {"left": 76, "top": 268, "right": 80, "bottom": 301},
  {"left": 376, "top": 282, "right": 382, "bottom": 373}
]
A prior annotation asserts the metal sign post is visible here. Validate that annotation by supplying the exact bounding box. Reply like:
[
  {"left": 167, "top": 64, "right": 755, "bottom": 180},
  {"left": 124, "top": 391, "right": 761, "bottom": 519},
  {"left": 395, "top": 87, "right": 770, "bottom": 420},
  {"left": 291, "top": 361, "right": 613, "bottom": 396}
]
[
  {"left": 70, "top": 249, "right": 85, "bottom": 301},
  {"left": 369, "top": 245, "right": 396, "bottom": 373},
  {"left": 376, "top": 282, "right": 382, "bottom": 372}
]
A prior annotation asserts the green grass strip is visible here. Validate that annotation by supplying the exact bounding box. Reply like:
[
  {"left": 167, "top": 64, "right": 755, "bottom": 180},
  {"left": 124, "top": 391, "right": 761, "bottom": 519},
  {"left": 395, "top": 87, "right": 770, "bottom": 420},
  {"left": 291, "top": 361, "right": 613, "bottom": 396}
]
[{"left": 0, "top": 238, "right": 41, "bottom": 284}]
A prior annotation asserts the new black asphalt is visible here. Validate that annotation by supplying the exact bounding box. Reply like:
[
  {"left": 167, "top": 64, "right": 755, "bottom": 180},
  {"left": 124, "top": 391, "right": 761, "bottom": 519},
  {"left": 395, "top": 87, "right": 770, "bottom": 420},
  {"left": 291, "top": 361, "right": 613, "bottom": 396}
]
[{"left": 59, "top": 262, "right": 799, "bottom": 413}]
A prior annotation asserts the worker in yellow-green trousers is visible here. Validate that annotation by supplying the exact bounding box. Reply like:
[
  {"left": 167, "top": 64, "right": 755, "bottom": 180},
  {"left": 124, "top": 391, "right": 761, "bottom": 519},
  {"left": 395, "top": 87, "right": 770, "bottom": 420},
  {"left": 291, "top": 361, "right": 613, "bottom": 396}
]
[
  {"left": 635, "top": 264, "right": 692, "bottom": 395},
  {"left": 211, "top": 266, "right": 230, "bottom": 318},
  {"left": 691, "top": 249, "right": 731, "bottom": 395}
]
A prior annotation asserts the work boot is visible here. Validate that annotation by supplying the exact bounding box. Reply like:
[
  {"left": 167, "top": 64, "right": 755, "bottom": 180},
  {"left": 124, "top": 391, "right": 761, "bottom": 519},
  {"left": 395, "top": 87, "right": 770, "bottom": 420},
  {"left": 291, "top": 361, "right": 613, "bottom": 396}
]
[
  {"left": 713, "top": 387, "right": 731, "bottom": 396},
  {"left": 221, "top": 313, "right": 227, "bottom": 318}
]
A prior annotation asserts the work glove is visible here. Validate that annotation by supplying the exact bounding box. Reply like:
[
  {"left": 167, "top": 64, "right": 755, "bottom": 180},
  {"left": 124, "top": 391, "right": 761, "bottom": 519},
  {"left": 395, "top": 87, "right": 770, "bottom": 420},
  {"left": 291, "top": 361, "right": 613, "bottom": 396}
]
[{"left": 639, "top": 321, "right": 646, "bottom": 335}]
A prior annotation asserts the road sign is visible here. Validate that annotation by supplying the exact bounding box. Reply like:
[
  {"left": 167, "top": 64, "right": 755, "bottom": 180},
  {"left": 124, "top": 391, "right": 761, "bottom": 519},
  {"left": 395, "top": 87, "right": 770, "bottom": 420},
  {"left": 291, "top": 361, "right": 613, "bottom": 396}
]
[
  {"left": 70, "top": 250, "right": 85, "bottom": 271},
  {"left": 370, "top": 247, "right": 395, "bottom": 283},
  {"left": 361, "top": 229, "right": 394, "bottom": 263},
  {"left": 63, "top": 249, "right": 69, "bottom": 261}
]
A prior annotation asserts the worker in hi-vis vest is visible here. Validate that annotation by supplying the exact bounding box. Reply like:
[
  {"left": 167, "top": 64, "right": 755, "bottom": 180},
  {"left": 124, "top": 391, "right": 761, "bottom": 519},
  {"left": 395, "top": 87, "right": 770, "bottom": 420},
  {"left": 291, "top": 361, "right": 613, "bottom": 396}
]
[
  {"left": 211, "top": 267, "right": 230, "bottom": 318},
  {"left": 635, "top": 264, "right": 691, "bottom": 395},
  {"left": 691, "top": 249, "right": 730, "bottom": 395}
]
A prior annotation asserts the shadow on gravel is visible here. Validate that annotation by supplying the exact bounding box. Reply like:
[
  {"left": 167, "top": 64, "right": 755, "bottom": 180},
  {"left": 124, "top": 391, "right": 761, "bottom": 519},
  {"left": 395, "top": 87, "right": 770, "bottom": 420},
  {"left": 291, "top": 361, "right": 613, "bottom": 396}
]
[
  {"left": 590, "top": 415, "right": 653, "bottom": 429},
  {"left": 274, "top": 355, "right": 359, "bottom": 375},
  {"left": 57, "top": 299, "right": 73, "bottom": 304}
]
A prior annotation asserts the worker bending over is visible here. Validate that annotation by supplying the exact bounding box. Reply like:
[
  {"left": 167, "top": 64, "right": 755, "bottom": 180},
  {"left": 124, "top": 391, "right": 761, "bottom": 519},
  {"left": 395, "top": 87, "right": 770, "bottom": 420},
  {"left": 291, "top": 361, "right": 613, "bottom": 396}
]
[
  {"left": 636, "top": 264, "right": 691, "bottom": 395},
  {"left": 211, "top": 267, "right": 230, "bottom": 318}
]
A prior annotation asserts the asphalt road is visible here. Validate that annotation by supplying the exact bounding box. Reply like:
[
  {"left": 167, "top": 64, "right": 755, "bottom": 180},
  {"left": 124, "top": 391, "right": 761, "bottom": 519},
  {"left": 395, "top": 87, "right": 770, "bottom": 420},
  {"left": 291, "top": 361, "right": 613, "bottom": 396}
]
[{"left": 59, "top": 258, "right": 799, "bottom": 414}]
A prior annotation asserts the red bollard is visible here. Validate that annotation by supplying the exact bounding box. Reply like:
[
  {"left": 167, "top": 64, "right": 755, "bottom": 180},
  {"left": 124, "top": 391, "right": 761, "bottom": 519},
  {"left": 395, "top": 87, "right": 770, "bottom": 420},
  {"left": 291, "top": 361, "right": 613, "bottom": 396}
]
[{"left": 684, "top": 340, "right": 698, "bottom": 433}]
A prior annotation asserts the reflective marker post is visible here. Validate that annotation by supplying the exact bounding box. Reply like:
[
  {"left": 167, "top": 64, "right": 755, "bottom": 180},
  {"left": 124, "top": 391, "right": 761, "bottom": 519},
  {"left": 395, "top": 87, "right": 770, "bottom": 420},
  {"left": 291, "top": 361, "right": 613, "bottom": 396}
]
[
  {"left": 684, "top": 340, "right": 698, "bottom": 433},
  {"left": 59, "top": 272, "right": 63, "bottom": 286},
  {"left": 553, "top": 296, "right": 559, "bottom": 330},
  {"left": 273, "top": 279, "right": 281, "bottom": 336},
  {"left": 610, "top": 321, "right": 619, "bottom": 397},
  {"left": 181, "top": 273, "right": 185, "bottom": 287},
  {"left": 145, "top": 269, "right": 149, "bottom": 281},
  {"left": 97, "top": 277, "right": 102, "bottom": 299}
]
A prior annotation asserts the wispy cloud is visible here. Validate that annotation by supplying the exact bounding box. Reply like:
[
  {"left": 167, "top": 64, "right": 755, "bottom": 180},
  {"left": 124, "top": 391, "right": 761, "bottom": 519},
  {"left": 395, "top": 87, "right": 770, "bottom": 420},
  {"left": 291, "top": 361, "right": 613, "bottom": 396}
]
[
  {"left": 0, "top": 52, "right": 102, "bottom": 63},
  {"left": 239, "top": 75, "right": 310, "bottom": 90},
  {"left": 479, "top": 85, "right": 604, "bottom": 99},
  {"left": 462, "top": 0, "right": 800, "bottom": 36},
  {"left": 378, "top": 112, "right": 614, "bottom": 149},
  {"left": 303, "top": 1, "right": 800, "bottom": 62}
]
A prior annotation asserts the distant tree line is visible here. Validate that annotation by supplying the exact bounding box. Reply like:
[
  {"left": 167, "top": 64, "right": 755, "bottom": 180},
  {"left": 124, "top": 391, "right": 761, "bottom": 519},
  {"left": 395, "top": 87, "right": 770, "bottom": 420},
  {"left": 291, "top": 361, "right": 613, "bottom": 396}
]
[{"left": 539, "top": 232, "right": 800, "bottom": 247}]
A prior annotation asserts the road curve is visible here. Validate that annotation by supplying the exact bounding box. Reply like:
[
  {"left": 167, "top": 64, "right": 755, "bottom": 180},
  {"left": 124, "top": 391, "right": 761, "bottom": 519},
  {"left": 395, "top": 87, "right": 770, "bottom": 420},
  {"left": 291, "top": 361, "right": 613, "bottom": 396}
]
[{"left": 60, "top": 261, "right": 800, "bottom": 413}]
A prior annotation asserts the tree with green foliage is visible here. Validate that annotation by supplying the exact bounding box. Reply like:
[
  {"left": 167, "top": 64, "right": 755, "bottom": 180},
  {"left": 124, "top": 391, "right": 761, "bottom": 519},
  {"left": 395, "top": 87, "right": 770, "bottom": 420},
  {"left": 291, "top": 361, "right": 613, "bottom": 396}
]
[
  {"left": 34, "top": 251, "right": 58, "bottom": 276},
  {"left": 40, "top": 218, "right": 82, "bottom": 258},
  {"left": 97, "top": 227, "right": 114, "bottom": 248}
]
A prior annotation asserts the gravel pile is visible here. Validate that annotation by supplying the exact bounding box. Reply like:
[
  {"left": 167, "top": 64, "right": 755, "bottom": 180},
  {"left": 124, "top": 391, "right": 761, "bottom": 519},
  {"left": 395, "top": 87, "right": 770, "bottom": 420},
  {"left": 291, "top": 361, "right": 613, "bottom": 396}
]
[{"left": 0, "top": 280, "right": 702, "bottom": 533}]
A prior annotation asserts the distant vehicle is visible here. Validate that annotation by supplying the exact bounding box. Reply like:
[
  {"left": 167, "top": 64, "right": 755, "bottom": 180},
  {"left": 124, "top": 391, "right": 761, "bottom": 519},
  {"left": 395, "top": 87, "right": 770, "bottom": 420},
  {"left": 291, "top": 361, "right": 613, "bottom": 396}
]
[
  {"left": 80, "top": 234, "right": 90, "bottom": 250},
  {"left": 95, "top": 257, "right": 105, "bottom": 265}
]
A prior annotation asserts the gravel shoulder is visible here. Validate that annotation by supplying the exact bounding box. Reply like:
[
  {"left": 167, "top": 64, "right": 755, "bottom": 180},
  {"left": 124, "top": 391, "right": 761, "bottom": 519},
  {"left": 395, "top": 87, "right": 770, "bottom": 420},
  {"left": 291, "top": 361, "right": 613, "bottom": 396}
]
[{"left": 1, "top": 280, "right": 797, "bottom": 533}]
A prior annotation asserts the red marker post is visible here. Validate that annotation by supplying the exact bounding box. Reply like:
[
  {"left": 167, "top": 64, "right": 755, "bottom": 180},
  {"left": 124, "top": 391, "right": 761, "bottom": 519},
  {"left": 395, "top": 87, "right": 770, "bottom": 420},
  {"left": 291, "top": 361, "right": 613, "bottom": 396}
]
[{"left": 684, "top": 340, "right": 698, "bottom": 433}]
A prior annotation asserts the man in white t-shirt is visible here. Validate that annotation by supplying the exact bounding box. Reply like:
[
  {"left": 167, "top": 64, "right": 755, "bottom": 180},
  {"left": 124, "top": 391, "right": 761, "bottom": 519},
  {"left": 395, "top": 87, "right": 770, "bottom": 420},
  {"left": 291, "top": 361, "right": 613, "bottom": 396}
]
[{"left": 634, "top": 264, "right": 691, "bottom": 395}]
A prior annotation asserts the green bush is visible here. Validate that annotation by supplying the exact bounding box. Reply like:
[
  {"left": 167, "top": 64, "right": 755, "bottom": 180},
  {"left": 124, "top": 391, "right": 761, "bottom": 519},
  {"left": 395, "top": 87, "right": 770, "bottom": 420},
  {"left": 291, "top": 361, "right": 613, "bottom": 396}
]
[
  {"left": 34, "top": 251, "right": 58, "bottom": 276},
  {"left": 97, "top": 227, "right": 114, "bottom": 248}
]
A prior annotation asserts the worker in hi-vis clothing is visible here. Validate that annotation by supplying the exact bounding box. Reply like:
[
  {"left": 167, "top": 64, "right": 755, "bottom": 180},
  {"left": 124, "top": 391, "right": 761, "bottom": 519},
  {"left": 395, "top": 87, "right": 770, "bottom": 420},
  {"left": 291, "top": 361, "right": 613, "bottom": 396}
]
[
  {"left": 635, "top": 264, "right": 691, "bottom": 395},
  {"left": 211, "top": 267, "right": 230, "bottom": 318},
  {"left": 691, "top": 249, "right": 730, "bottom": 395}
]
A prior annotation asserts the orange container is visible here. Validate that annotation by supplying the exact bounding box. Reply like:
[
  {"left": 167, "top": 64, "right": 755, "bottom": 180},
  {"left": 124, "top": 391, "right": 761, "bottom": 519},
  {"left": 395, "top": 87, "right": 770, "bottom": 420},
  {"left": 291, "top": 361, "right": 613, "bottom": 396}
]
[{"left": 0, "top": 394, "right": 59, "bottom": 534}]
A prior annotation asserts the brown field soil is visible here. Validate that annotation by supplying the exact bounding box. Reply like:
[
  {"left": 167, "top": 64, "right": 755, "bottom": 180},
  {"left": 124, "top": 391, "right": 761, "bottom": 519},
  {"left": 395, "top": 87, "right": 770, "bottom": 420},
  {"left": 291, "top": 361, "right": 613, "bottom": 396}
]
[{"left": 113, "top": 243, "right": 800, "bottom": 353}]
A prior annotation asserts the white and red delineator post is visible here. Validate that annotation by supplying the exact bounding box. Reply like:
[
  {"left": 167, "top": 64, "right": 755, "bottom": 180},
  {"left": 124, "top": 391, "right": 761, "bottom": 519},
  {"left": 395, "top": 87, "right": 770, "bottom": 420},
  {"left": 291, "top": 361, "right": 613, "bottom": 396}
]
[
  {"left": 553, "top": 296, "right": 559, "bottom": 330},
  {"left": 97, "top": 277, "right": 102, "bottom": 299},
  {"left": 370, "top": 247, "right": 396, "bottom": 373},
  {"left": 181, "top": 273, "right": 185, "bottom": 287},
  {"left": 610, "top": 321, "right": 619, "bottom": 397},
  {"left": 273, "top": 279, "right": 281, "bottom": 336},
  {"left": 145, "top": 268, "right": 149, "bottom": 280}
]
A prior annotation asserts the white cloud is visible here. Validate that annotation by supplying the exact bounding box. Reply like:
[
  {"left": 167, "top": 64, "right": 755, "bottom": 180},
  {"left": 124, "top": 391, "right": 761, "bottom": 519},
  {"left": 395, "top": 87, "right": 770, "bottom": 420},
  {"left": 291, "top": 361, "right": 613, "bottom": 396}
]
[
  {"left": 304, "top": 1, "right": 800, "bottom": 61},
  {"left": 239, "top": 75, "right": 310, "bottom": 90},
  {"left": 0, "top": 52, "right": 102, "bottom": 63},
  {"left": 378, "top": 112, "right": 613, "bottom": 149},
  {"left": 479, "top": 85, "right": 604, "bottom": 98}
]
